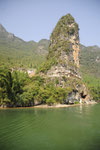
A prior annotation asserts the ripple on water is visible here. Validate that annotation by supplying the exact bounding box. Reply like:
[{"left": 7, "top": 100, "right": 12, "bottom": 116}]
[{"left": 0, "top": 104, "right": 100, "bottom": 150}]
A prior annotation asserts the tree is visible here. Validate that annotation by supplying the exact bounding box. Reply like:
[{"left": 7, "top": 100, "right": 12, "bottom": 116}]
[{"left": 0, "top": 68, "right": 12, "bottom": 106}]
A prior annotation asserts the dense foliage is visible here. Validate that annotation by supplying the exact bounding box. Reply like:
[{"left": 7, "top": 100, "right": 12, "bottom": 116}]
[
  {"left": 0, "top": 25, "right": 49, "bottom": 69},
  {"left": 0, "top": 68, "right": 30, "bottom": 107},
  {"left": 0, "top": 69, "right": 72, "bottom": 107},
  {"left": 0, "top": 42, "right": 47, "bottom": 69},
  {"left": 83, "top": 74, "right": 100, "bottom": 101},
  {"left": 50, "top": 14, "right": 78, "bottom": 40},
  {"left": 80, "top": 45, "right": 100, "bottom": 78},
  {"left": 2, "top": 67, "right": 99, "bottom": 108},
  {"left": 38, "top": 57, "right": 57, "bottom": 73}
]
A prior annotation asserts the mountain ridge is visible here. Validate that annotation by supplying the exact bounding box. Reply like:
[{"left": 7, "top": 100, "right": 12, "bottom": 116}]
[
  {"left": 0, "top": 24, "right": 100, "bottom": 77},
  {"left": 0, "top": 24, "right": 49, "bottom": 68}
]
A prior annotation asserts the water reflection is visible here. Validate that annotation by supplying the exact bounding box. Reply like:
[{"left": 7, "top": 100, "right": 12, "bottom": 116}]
[
  {"left": 0, "top": 103, "right": 100, "bottom": 150},
  {"left": 79, "top": 104, "right": 83, "bottom": 114}
]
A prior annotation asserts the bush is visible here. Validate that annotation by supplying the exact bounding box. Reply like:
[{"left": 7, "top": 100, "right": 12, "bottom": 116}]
[
  {"left": 74, "top": 101, "right": 79, "bottom": 104},
  {"left": 20, "top": 90, "right": 34, "bottom": 107},
  {"left": 46, "top": 96, "right": 56, "bottom": 105},
  {"left": 38, "top": 57, "right": 57, "bottom": 73}
]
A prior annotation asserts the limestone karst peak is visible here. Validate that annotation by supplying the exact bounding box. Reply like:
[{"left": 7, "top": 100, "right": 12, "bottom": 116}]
[
  {"left": 39, "top": 13, "right": 91, "bottom": 103},
  {"left": 48, "top": 13, "right": 80, "bottom": 68}
]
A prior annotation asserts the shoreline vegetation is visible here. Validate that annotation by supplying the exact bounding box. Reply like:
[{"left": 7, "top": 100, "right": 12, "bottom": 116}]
[{"left": 0, "top": 101, "right": 97, "bottom": 109}]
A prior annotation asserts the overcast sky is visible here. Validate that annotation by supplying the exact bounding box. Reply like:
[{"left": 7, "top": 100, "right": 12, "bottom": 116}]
[{"left": 0, "top": 0, "right": 100, "bottom": 46}]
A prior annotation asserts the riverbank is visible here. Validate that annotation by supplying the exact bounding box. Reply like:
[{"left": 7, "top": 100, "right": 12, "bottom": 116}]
[
  {"left": 0, "top": 101, "right": 97, "bottom": 109},
  {"left": 34, "top": 101, "right": 97, "bottom": 108},
  {"left": 34, "top": 104, "right": 80, "bottom": 108}
]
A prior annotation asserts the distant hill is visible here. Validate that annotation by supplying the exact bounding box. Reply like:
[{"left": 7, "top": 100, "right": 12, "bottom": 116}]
[
  {"left": 0, "top": 24, "right": 100, "bottom": 77},
  {"left": 80, "top": 44, "right": 100, "bottom": 77},
  {"left": 0, "top": 24, "right": 49, "bottom": 69}
]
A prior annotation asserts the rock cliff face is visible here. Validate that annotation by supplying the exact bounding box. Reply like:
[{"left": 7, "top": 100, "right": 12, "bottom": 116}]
[
  {"left": 40, "top": 14, "right": 91, "bottom": 104},
  {"left": 49, "top": 14, "right": 80, "bottom": 68}
]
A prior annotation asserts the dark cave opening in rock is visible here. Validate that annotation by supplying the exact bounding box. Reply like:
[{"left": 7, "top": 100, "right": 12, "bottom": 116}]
[{"left": 81, "top": 92, "right": 87, "bottom": 99}]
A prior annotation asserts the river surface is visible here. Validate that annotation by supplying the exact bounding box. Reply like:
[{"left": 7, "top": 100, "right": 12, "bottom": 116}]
[{"left": 0, "top": 104, "right": 100, "bottom": 150}]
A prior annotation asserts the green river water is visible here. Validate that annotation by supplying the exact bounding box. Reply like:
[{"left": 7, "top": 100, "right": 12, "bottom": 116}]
[{"left": 0, "top": 104, "right": 100, "bottom": 150}]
